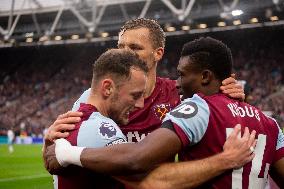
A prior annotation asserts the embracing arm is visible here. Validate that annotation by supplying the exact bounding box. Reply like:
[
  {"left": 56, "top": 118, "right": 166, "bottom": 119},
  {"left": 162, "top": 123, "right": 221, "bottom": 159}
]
[
  {"left": 42, "top": 111, "right": 82, "bottom": 174},
  {"left": 46, "top": 127, "right": 181, "bottom": 175},
  {"left": 220, "top": 74, "right": 245, "bottom": 100},
  {"left": 81, "top": 128, "right": 181, "bottom": 175},
  {"left": 47, "top": 124, "right": 256, "bottom": 189},
  {"left": 120, "top": 125, "right": 256, "bottom": 189}
]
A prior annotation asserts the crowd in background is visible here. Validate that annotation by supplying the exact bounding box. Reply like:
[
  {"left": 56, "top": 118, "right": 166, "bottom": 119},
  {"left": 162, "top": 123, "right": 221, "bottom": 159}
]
[{"left": 0, "top": 27, "right": 283, "bottom": 137}]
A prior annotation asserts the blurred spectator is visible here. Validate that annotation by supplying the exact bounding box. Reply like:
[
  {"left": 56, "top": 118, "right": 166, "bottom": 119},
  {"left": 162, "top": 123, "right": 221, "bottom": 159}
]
[{"left": 0, "top": 28, "right": 283, "bottom": 136}]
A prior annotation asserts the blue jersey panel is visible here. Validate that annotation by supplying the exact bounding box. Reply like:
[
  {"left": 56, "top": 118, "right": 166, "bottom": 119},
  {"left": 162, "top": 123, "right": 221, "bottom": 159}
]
[
  {"left": 77, "top": 112, "right": 127, "bottom": 148},
  {"left": 276, "top": 124, "right": 284, "bottom": 150},
  {"left": 163, "top": 94, "right": 210, "bottom": 145}
]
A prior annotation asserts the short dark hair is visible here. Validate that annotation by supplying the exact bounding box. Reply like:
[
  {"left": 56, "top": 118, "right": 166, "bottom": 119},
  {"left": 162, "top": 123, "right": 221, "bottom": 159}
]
[
  {"left": 181, "top": 37, "right": 233, "bottom": 80},
  {"left": 120, "top": 18, "right": 165, "bottom": 48},
  {"left": 92, "top": 49, "right": 148, "bottom": 85}
]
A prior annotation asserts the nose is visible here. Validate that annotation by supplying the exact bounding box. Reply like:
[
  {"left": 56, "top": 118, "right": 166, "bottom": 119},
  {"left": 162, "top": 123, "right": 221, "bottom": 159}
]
[{"left": 135, "top": 96, "right": 144, "bottom": 109}]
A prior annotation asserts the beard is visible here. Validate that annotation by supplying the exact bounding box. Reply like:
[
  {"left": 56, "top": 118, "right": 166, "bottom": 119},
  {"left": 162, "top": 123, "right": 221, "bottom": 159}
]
[{"left": 108, "top": 92, "right": 129, "bottom": 125}]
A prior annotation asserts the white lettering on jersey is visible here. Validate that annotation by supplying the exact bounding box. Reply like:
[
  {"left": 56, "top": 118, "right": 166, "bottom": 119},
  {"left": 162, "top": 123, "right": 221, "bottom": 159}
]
[
  {"left": 126, "top": 131, "right": 149, "bottom": 142},
  {"left": 227, "top": 103, "right": 260, "bottom": 121},
  {"left": 226, "top": 128, "right": 269, "bottom": 189},
  {"left": 170, "top": 101, "right": 198, "bottom": 119},
  {"left": 172, "top": 104, "right": 195, "bottom": 114}
]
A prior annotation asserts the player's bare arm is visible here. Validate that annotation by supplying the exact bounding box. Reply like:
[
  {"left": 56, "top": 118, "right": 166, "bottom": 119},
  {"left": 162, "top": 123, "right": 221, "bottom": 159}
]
[
  {"left": 46, "top": 125, "right": 256, "bottom": 183},
  {"left": 119, "top": 124, "right": 256, "bottom": 189}
]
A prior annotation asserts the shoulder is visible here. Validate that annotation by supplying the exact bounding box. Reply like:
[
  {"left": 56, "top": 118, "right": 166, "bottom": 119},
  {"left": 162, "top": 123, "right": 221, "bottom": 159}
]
[
  {"left": 169, "top": 94, "right": 209, "bottom": 119},
  {"left": 72, "top": 88, "right": 91, "bottom": 111},
  {"left": 163, "top": 94, "right": 210, "bottom": 145},
  {"left": 156, "top": 77, "right": 179, "bottom": 100},
  {"left": 77, "top": 112, "right": 126, "bottom": 147},
  {"left": 157, "top": 77, "right": 176, "bottom": 89},
  {"left": 86, "top": 112, "right": 119, "bottom": 131}
]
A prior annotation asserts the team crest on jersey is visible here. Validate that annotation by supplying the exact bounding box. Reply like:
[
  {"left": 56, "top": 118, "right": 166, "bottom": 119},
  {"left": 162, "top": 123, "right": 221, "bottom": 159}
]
[
  {"left": 153, "top": 103, "right": 171, "bottom": 120},
  {"left": 98, "top": 122, "right": 117, "bottom": 139},
  {"left": 170, "top": 101, "right": 198, "bottom": 119}
]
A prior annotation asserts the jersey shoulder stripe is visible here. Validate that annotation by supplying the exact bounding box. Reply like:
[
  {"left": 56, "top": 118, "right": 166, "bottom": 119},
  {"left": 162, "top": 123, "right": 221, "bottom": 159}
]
[
  {"left": 163, "top": 94, "right": 210, "bottom": 145},
  {"left": 77, "top": 112, "right": 126, "bottom": 148}
]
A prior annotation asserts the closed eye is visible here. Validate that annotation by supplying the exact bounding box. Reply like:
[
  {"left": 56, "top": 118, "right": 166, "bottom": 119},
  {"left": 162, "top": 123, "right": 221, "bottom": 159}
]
[{"left": 132, "top": 92, "right": 144, "bottom": 100}]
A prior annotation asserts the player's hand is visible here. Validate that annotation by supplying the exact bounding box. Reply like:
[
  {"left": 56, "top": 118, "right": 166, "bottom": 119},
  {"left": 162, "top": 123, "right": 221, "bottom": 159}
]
[
  {"left": 44, "top": 111, "right": 82, "bottom": 142},
  {"left": 222, "top": 124, "right": 256, "bottom": 169},
  {"left": 45, "top": 143, "right": 64, "bottom": 175},
  {"left": 220, "top": 74, "right": 245, "bottom": 101}
]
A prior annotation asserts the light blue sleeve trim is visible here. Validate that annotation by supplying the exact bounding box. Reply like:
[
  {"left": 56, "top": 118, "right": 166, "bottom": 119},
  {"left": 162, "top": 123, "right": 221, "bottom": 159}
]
[
  {"left": 266, "top": 116, "right": 284, "bottom": 151},
  {"left": 163, "top": 94, "right": 210, "bottom": 145},
  {"left": 274, "top": 120, "right": 284, "bottom": 150},
  {"left": 77, "top": 112, "right": 126, "bottom": 148},
  {"left": 71, "top": 88, "right": 91, "bottom": 111}
]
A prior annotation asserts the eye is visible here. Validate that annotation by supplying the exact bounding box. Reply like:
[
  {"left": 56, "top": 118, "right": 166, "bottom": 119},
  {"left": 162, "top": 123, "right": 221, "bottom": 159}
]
[
  {"left": 132, "top": 92, "right": 143, "bottom": 100},
  {"left": 129, "top": 44, "right": 143, "bottom": 51}
]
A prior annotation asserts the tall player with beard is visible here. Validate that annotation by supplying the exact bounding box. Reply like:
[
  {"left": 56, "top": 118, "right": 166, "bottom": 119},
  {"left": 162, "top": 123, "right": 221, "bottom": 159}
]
[
  {"left": 51, "top": 49, "right": 149, "bottom": 189},
  {"left": 47, "top": 37, "right": 284, "bottom": 189}
]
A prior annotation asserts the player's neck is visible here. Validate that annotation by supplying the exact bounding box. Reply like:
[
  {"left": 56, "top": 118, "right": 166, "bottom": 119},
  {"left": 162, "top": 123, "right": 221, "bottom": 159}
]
[
  {"left": 144, "top": 69, "right": 156, "bottom": 98},
  {"left": 87, "top": 92, "right": 108, "bottom": 116},
  {"left": 201, "top": 81, "right": 221, "bottom": 96}
]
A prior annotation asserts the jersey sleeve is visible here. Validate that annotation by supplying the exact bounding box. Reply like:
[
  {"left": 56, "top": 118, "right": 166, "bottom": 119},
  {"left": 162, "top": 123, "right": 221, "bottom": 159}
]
[
  {"left": 77, "top": 113, "right": 127, "bottom": 148},
  {"left": 274, "top": 123, "right": 284, "bottom": 163},
  {"left": 162, "top": 94, "right": 210, "bottom": 147},
  {"left": 71, "top": 88, "right": 91, "bottom": 111}
]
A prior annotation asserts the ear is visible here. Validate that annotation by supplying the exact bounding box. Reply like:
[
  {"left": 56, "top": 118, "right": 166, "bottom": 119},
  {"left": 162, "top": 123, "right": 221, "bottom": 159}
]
[
  {"left": 153, "top": 47, "right": 164, "bottom": 62},
  {"left": 101, "top": 79, "right": 115, "bottom": 98},
  {"left": 201, "top": 70, "right": 213, "bottom": 85}
]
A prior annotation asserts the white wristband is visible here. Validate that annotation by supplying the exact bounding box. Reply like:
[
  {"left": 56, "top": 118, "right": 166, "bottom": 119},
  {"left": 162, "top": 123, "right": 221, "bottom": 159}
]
[{"left": 55, "top": 139, "right": 85, "bottom": 167}]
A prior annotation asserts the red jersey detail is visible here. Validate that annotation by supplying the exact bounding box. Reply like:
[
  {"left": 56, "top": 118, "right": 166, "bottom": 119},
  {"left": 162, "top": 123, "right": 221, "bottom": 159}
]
[
  {"left": 121, "top": 77, "right": 180, "bottom": 143},
  {"left": 178, "top": 93, "right": 281, "bottom": 189},
  {"left": 58, "top": 103, "right": 123, "bottom": 189}
]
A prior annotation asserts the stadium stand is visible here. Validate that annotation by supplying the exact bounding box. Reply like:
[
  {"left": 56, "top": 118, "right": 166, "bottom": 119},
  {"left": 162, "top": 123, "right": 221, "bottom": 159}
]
[{"left": 0, "top": 27, "right": 283, "bottom": 138}]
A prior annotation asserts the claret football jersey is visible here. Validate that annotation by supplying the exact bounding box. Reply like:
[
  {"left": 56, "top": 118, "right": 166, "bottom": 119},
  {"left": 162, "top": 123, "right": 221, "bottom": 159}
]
[
  {"left": 55, "top": 103, "right": 126, "bottom": 189},
  {"left": 162, "top": 93, "right": 284, "bottom": 189},
  {"left": 68, "top": 77, "right": 180, "bottom": 189},
  {"left": 72, "top": 77, "right": 180, "bottom": 142}
]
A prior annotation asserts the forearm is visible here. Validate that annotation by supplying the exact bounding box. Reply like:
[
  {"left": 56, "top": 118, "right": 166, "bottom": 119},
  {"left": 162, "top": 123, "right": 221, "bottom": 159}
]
[
  {"left": 81, "top": 144, "right": 144, "bottom": 175},
  {"left": 138, "top": 152, "right": 235, "bottom": 189},
  {"left": 43, "top": 140, "right": 73, "bottom": 175},
  {"left": 80, "top": 129, "right": 181, "bottom": 175},
  {"left": 80, "top": 142, "right": 174, "bottom": 175}
]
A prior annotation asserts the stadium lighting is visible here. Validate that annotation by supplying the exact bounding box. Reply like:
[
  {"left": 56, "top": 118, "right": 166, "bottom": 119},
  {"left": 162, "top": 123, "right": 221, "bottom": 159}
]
[
  {"left": 25, "top": 32, "right": 34, "bottom": 38},
  {"left": 217, "top": 21, "right": 226, "bottom": 27},
  {"left": 101, "top": 32, "right": 109, "bottom": 38},
  {"left": 54, "top": 36, "right": 62, "bottom": 41},
  {"left": 39, "top": 35, "right": 49, "bottom": 42},
  {"left": 232, "top": 10, "right": 243, "bottom": 16},
  {"left": 270, "top": 16, "right": 279, "bottom": 21},
  {"left": 199, "top": 23, "right": 207, "bottom": 29},
  {"left": 181, "top": 25, "right": 190, "bottom": 31},
  {"left": 166, "top": 26, "right": 176, "bottom": 32},
  {"left": 71, "top": 35, "right": 79, "bottom": 40},
  {"left": 233, "top": 20, "right": 241, "bottom": 25},
  {"left": 250, "top": 18, "right": 258, "bottom": 23},
  {"left": 26, "top": 38, "right": 33, "bottom": 43}
]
